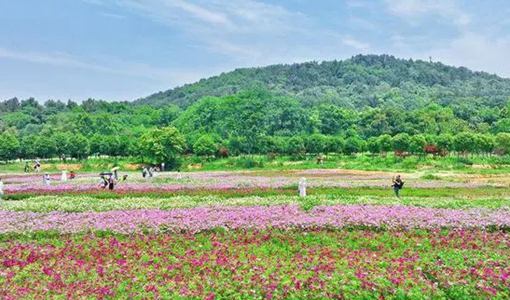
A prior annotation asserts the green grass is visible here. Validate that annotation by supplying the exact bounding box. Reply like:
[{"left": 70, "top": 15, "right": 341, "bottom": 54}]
[{"left": 4, "top": 153, "right": 510, "bottom": 173}]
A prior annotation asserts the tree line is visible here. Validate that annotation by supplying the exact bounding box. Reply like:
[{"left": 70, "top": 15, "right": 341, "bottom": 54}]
[
  {"left": 2, "top": 127, "right": 510, "bottom": 164},
  {"left": 2, "top": 88, "right": 510, "bottom": 166}
]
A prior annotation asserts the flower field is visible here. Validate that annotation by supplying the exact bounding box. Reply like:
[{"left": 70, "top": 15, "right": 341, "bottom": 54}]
[
  {"left": 1, "top": 170, "right": 510, "bottom": 298},
  {"left": 1, "top": 230, "right": 510, "bottom": 299},
  {"left": 2, "top": 205, "right": 510, "bottom": 234}
]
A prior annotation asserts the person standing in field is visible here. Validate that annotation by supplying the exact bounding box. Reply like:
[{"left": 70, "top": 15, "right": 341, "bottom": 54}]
[
  {"left": 99, "top": 175, "right": 108, "bottom": 189},
  {"left": 24, "top": 161, "right": 30, "bottom": 173},
  {"left": 108, "top": 175, "right": 115, "bottom": 190},
  {"left": 392, "top": 175, "right": 404, "bottom": 198},
  {"left": 34, "top": 159, "right": 41, "bottom": 172},
  {"left": 43, "top": 173, "right": 51, "bottom": 186}
]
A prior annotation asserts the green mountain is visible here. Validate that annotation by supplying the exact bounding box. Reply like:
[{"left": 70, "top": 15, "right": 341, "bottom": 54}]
[{"left": 137, "top": 54, "right": 510, "bottom": 109}]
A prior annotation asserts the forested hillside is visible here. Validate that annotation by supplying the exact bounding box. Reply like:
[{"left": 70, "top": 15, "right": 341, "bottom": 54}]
[
  {"left": 138, "top": 54, "right": 510, "bottom": 110},
  {"left": 2, "top": 54, "right": 510, "bottom": 163}
]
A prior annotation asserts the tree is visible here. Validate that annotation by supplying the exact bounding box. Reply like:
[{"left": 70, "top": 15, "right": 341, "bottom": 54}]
[
  {"left": 436, "top": 134, "right": 453, "bottom": 153},
  {"left": 33, "top": 135, "right": 57, "bottom": 159},
  {"left": 138, "top": 126, "right": 185, "bottom": 166},
  {"left": 305, "top": 134, "right": 328, "bottom": 155},
  {"left": 52, "top": 132, "right": 71, "bottom": 158},
  {"left": 475, "top": 134, "right": 495, "bottom": 155},
  {"left": 68, "top": 134, "right": 90, "bottom": 160},
  {"left": 496, "top": 133, "right": 510, "bottom": 155},
  {"left": 392, "top": 133, "right": 411, "bottom": 153},
  {"left": 286, "top": 136, "right": 305, "bottom": 157},
  {"left": 409, "top": 135, "right": 427, "bottom": 155},
  {"left": 0, "top": 132, "right": 20, "bottom": 162},
  {"left": 19, "top": 135, "right": 36, "bottom": 159},
  {"left": 193, "top": 134, "right": 217, "bottom": 157},
  {"left": 453, "top": 132, "right": 476, "bottom": 155},
  {"left": 89, "top": 134, "right": 105, "bottom": 156},
  {"left": 367, "top": 137, "right": 381, "bottom": 154},
  {"left": 326, "top": 136, "right": 345, "bottom": 153},
  {"left": 375, "top": 134, "right": 392, "bottom": 155},
  {"left": 344, "top": 136, "right": 365, "bottom": 155}
]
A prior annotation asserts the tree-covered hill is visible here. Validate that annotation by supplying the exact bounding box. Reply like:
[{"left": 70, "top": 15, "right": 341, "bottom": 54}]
[
  {"left": 3, "top": 54, "right": 510, "bottom": 162},
  {"left": 137, "top": 54, "right": 510, "bottom": 109}
]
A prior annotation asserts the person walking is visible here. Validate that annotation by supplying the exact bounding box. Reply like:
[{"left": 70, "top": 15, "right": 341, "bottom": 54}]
[
  {"left": 108, "top": 175, "right": 115, "bottom": 190},
  {"left": 111, "top": 167, "right": 120, "bottom": 180},
  {"left": 34, "top": 159, "right": 41, "bottom": 173},
  {"left": 392, "top": 175, "right": 404, "bottom": 198},
  {"left": 99, "top": 175, "right": 108, "bottom": 189},
  {"left": 24, "top": 161, "right": 30, "bottom": 173}
]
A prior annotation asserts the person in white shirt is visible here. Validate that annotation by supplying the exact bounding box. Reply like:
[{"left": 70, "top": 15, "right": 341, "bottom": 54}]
[{"left": 44, "top": 173, "right": 51, "bottom": 186}]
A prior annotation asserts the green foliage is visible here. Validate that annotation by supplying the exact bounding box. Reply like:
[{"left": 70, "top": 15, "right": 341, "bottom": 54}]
[
  {"left": 193, "top": 134, "right": 217, "bottom": 157},
  {"left": 138, "top": 54, "right": 510, "bottom": 111},
  {"left": 367, "top": 137, "right": 381, "bottom": 154},
  {"left": 0, "top": 131, "right": 20, "bottom": 162},
  {"left": 409, "top": 134, "right": 426, "bottom": 154},
  {"left": 68, "top": 134, "right": 90, "bottom": 160},
  {"left": 392, "top": 133, "right": 411, "bottom": 152},
  {"left": 378, "top": 134, "right": 392, "bottom": 153},
  {"left": 305, "top": 134, "right": 328, "bottom": 154},
  {"left": 138, "top": 126, "right": 185, "bottom": 166},
  {"left": 286, "top": 136, "right": 305, "bottom": 157},
  {"left": 1, "top": 55, "right": 510, "bottom": 161},
  {"left": 495, "top": 133, "right": 510, "bottom": 154},
  {"left": 454, "top": 132, "right": 476, "bottom": 154},
  {"left": 344, "top": 136, "right": 365, "bottom": 155}
]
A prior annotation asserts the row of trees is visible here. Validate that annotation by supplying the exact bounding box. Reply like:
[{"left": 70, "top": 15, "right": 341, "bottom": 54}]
[
  {"left": 2, "top": 127, "right": 510, "bottom": 163},
  {"left": 192, "top": 132, "right": 510, "bottom": 157},
  {"left": 0, "top": 127, "right": 184, "bottom": 165}
]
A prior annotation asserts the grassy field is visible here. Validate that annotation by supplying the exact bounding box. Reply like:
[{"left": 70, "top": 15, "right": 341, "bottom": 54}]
[
  {"left": 2, "top": 168, "right": 510, "bottom": 298},
  {"left": 4, "top": 153, "right": 510, "bottom": 174}
]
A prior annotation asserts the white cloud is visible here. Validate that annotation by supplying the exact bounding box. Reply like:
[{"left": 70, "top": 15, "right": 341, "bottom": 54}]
[
  {"left": 342, "top": 36, "right": 371, "bottom": 52},
  {"left": 169, "top": 0, "right": 230, "bottom": 26},
  {"left": 100, "top": 12, "right": 127, "bottom": 19},
  {"left": 385, "top": 0, "right": 470, "bottom": 27},
  {"left": 426, "top": 32, "right": 510, "bottom": 78},
  {"left": 0, "top": 47, "right": 206, "bottom": 85},
  {"left": 0, "top": 47, "right": 112, "bottom": 73},
  {"left": 81, "top": 0, "right": 362, "bottom": 68}
]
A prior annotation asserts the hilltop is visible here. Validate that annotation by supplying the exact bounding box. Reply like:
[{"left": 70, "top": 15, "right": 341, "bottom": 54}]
[{"left": 137, "top": 54, "right": 510, "bottom": 109}]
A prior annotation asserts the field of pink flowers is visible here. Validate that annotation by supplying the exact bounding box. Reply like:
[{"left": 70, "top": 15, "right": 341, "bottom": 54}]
[
  {"left": 1, "top": 169, "right": 503, "bottom": 196},
  {"left": 1, "top": 229, "right": 509, "bottom": 299},
  {"left": 1, "top": 169, "right": 510, "bottom": 298},
  {"left": 1, "top": 205, "right": 510, "bottom": 234}
]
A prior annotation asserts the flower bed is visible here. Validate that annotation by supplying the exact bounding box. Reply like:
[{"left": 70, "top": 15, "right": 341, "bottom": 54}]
[
  {"left": 1, "top": 229, "right": 509, "bottom": 299},
  {"left": 2, "top": 205, "right": 510, "bottom": 234},
  {"left": 3, "top": 193, "right": 510, "bottom": 213}
]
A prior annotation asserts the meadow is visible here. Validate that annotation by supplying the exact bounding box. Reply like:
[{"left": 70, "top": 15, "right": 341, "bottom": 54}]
[{"left": 1, "top": 165, "right": 510, "bottom": 299}]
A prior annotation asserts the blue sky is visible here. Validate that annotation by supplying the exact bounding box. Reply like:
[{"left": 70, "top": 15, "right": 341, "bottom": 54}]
[{"left": 1, "top": 0, "right": 509, "bottom": 102}]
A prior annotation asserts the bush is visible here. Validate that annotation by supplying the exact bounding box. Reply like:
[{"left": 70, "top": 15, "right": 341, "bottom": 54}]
[{"left": 235, "top": 157, "right": 265, "bottom": 169}]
